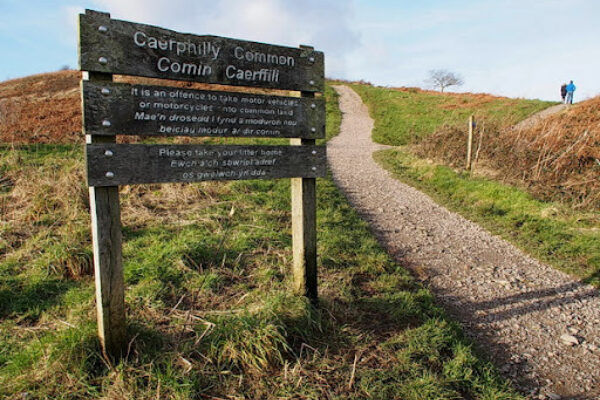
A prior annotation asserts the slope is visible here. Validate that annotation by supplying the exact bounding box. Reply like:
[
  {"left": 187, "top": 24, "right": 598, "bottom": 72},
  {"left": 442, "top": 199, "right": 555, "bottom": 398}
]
[{"left": 0, "top": 72, "right": 521, "bottom": 399}]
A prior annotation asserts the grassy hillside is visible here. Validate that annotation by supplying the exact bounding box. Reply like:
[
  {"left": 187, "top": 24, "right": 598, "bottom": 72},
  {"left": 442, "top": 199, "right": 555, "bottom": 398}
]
[
  {"left": 0, "top": 75, "right": 521, "bottom": 399},
  {"left": 417, "top": 96, "right": 600, "bottom": 209},
  {"left": 350, "top": 84, "right": 555, "bottom": 146},
  {"left": 348, "top": 83, "right": 599, "bottom": 286}
]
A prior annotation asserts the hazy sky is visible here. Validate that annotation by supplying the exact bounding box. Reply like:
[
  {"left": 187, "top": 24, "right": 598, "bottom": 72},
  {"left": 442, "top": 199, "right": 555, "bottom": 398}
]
[{"left": 1, "top": 0, "right": 598, "bottom": 101}]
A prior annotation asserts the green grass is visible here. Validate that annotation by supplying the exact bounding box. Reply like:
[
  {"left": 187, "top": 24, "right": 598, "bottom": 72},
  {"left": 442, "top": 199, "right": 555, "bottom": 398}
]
[
  {"left": 0, "top": 83, "right": 522, "bottom": 399},
  {"left": 375, "top": 148, "right": 600, "bottom": 287},
  {"left": 323, "top": 84, "right": 342, "bottom": 143},
  {"left": 351, "top": 83, "right": 556, "bottom": 145}
]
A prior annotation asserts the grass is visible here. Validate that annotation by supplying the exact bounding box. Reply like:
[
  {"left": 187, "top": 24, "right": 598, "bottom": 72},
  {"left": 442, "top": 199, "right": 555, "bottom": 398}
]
[
  {"left": 375, "top": 148, "right": 600, "bottom": 287},
  {"left": 350, "top": 83, "right": 556, "bottom": 146},
  {"left": 0, "top": 83, "right": 522, "bottom": 399}
]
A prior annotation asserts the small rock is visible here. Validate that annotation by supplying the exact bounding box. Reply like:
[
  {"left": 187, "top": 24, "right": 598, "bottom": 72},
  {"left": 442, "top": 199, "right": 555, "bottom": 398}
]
[
  {"left": 567, "top": 326, "right": 579, "bottom": 335},
  {"left": 547, "top": 393, "right": 561, "bottom": 400},
  {"left": 560, "top": 334, "right": 580, "bottom": 346}
]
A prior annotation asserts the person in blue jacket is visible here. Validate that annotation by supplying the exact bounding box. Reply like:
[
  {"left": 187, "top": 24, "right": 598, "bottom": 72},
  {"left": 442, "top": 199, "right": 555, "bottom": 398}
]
[{"left": 565, "top": 80, "right": 576, "bottom": 104}]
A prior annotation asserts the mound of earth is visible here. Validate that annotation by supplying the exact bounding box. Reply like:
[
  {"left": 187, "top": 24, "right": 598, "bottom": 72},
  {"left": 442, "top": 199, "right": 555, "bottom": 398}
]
[
  {"left": 0, "top": 71, "right": 83, "bottom": 144},
  {"left": 0, "top": 70, "right": 289, "bottom": 145}
]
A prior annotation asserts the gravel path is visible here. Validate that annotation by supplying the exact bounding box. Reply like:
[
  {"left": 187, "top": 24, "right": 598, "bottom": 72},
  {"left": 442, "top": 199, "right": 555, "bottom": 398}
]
[
  {"left": 514, "top": 103, "right": 568, "bottom": 130},
  {"left": 328, "top": 85, "right": 600, "bottom": 400}
]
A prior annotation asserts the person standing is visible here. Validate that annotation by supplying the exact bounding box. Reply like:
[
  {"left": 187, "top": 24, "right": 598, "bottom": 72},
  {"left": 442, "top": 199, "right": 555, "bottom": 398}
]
[
  {"left": 560, "top": 83, "right": 567, "bottom": 103},
  {"left": 565, "top": 80, "right": 576, "bottom": 104}
]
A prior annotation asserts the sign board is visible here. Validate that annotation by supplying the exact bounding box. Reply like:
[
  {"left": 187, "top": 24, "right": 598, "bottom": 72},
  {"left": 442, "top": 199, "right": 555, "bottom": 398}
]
[
  {"left": 79, "top": 9, "right": 324, "bottom": 359},
  {"left": 83, "top": 81, "right": 325, "bottom": 138},
  {"left": 79, "top": 12, "right": 324, "bottom": 92},
  {"left": 87, "top": 144, "right": 326, "bottom": 186}
]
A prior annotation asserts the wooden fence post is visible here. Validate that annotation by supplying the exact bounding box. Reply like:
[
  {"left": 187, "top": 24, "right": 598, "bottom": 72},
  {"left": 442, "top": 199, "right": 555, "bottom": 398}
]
[
  {"left": 81, "top": 10, "right": 126, "bottom": 360},
  {"left": 291, "top": 45, "right": 318, "bottom": 303},
  {"left": 86, "top": 73, "right": 127, "bottom": 361},
  {"left": 466, "top": 115, "right": 474, "bottom": 171}
]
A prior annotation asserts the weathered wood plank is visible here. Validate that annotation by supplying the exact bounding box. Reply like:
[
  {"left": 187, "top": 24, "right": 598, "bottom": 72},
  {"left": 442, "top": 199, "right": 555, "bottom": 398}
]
[
  {"left": 79, "top": 10, "right": 324, "bottom": 92},
  {"left": 87, "top": 144, "right": 326, "bottom": 186},
  {"left": 83, "top": 81, "right": 325, "bottom": 138},
  {"left": 83, "top": 67, "right": 127, "bottom": 360},
  {"left": 89, "top": 180, "right": 126, "bottom": 360},
  {"left": 291, "top": 172, "right": 317, "bottom": 300}
]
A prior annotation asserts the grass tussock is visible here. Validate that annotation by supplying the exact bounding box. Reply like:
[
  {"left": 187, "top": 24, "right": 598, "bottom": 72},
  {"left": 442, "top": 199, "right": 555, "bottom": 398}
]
[
  {"left": 0, "top": 145, "right": 91, "bottom": 279},
  {"left": 0, "top": 83, "right": 521, "bottom": 399}
]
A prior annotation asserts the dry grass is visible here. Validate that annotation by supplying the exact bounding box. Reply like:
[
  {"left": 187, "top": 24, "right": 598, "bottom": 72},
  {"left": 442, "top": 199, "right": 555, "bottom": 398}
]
[
  {"left": 0, "top": 144, "right": 230, "bottom": 280},
  {"left": 417, "top": 96, "right": 600, "bottom": 209},
  {"left": 119, "top": 182, "right": 227, "bottom": 227},
  {"left": 502, "top": 98, "right": 600, "bottom": 207},
  {"left": 0, "top": 146, "right": 90, "bottom": 278},
  {"left": 0, "top": 71, "right": 82, "bottom": 144},
  {"left": 0, "top": 70, "right": 298, "bottom": 145}
]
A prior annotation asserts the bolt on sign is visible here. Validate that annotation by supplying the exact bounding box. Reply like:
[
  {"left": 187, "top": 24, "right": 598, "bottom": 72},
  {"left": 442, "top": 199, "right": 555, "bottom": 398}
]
[{"left": 79, "top": 9, "right": 325, "bottom": 359}]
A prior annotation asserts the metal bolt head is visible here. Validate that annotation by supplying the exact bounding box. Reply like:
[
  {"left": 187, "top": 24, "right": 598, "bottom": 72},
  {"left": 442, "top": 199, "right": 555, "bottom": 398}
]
[
  {"left": 311, "top": 166, "right": 317, "bottom": 171},
  {"left": 98, "top": 25, "right": 108, "bottom": 33},
  {"left": 105, "top": 171, "right": 115, "bottom": 178},
  {"left": 104, "top": 150, "right": 114, "bottom": 157},
  {"left": 309, "top": 56, "right": 315, "bottom": 63},
  {"left": 102, "top": 119, "right": 111, "bottom": 127},
  {"left": 311, "top": 127, "right": 316, "bottom": 132},
  {"left": 98, "top": 56, "right": 108, "bottom": 65},
  {"left": 311, "top": 103, "right": 316, "bottom": 109},
  {"left": 309, "top": 80, "right": 315, "bottom": 85},
  {"left": 311, "top": 150, "right": 317, "bottom": 155},
  {"left": 101, "top": 87, "right": 111, "bottom": 95}
]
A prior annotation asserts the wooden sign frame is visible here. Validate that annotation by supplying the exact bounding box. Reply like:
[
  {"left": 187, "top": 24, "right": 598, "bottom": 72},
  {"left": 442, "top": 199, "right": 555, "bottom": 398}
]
[{"left": 79, "top": 9, "right": 324, "bottom": 359}]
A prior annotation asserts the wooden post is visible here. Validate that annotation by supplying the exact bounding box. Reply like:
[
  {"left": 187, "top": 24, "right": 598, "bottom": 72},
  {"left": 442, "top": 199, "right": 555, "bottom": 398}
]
[
  {"left": 466, "top": 115, "right": 474, "bottom": 171},
  {"left": 81, "top": 10, "right": 126, "bottom": 360},
  {"left": 291, "top": 46, "right": 318, "bottom": 303},
  {"left": 291, "top": 140, "right": 317, "bottom": 302},
  {"left": 86, "top": 73, "right": 127, "bottom": 361}
]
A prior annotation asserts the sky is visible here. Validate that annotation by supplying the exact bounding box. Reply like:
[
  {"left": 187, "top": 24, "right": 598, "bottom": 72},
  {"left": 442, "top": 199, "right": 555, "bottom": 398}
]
[{"left": 1, "top": 0, "right": 599, "bottom": 101}]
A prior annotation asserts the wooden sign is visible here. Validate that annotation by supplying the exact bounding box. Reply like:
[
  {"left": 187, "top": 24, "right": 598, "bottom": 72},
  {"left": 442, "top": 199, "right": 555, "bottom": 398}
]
[
  {"left": 79, "top": 12, "right": 324, "bottom": 92},
  {"left": 87, "top": 144, "right": 326, "bottom": 186},
  {"left": 83, "top": 81, "right": 325, "bottom": 138},
  {"left": 79, "top": 9, "right": 324, "bottom": 360}
]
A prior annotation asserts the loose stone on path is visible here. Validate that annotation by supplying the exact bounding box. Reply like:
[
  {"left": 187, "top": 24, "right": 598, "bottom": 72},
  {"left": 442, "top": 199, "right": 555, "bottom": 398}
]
[{"left": 327, "top": 85, "right": 600, "bottom": 399}]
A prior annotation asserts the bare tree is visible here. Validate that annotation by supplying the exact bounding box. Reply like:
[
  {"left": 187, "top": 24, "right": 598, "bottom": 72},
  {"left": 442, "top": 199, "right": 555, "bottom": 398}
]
[{"left": 426, "top": 69, "right": 464, "bottom": 92}]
